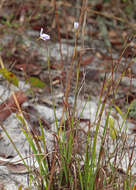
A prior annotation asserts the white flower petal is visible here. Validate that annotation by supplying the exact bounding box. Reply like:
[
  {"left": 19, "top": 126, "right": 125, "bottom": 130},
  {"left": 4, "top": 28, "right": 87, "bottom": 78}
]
[
  {"left": 40, "top": 34, "right": 50, "bottom": 41},
  {"left": 40, "top": 28, "right": 43, "bottom": 35},
  {"left": 39, "top": 28, "right": 50, "bottom": 41},
  {"left": 74, "top": 22, "right": 79, "bottom": 29}
]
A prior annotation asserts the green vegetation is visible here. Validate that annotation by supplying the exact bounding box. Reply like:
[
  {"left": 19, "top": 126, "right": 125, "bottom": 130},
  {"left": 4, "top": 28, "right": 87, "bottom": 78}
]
[{"left": 0, "top": 0, "right": 136, "bottom": 190}]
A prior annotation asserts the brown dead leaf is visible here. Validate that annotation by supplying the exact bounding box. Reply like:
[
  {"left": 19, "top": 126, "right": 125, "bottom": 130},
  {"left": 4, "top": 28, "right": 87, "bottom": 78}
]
[
  {"left": 110, "top": 38, "right": 122, "bottom": 46},
  {"left": 108, "top": 30, "right": 118, "bottom": 38},
  {"left": 50, "top": 63, "right": 62, "bottom": 70},
  {"left": 0, "top": 184, "right": 5, "bottom": 190},
  {"left": 81, "top": 56, "right": 94, "bottom": 66},
  {"left": 0, "top": 133, "right": 2, "bottom": 140},
  {"left": 96, "top": 52, "right": 103, "bottom": 59},
  {"left": 0, "top": 91, "right": 27, "bottom": 122},
  {"left": 7, "top": 163, "right": 28, "bottom": 174},
  {"left": 22, "top": 105, "right": 51, "bottom": 138},
  {"left": 15, "top": 63, "right": 42, "bottom": 76},
  {"left": 0, "top": 159, "right": 9, "bottom": 166}
]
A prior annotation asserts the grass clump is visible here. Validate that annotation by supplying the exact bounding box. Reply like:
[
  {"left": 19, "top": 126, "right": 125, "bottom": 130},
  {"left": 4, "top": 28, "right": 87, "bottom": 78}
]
[{"left": 0, "top": 1, "right": 136, "bottom": 190}]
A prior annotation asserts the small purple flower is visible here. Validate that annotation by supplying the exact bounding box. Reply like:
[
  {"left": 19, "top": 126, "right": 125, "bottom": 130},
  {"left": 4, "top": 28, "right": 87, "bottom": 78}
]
[
  {"left": 40, "top": 28, "right": 50, "bottom": 41},
  {"left": 74, "top": 22, "right": 79, "bottom": 30}
]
